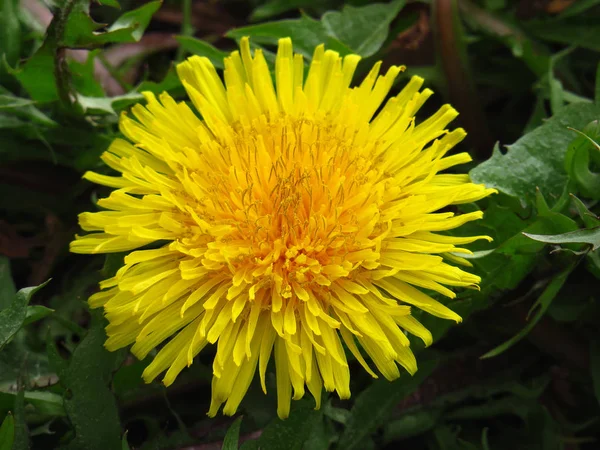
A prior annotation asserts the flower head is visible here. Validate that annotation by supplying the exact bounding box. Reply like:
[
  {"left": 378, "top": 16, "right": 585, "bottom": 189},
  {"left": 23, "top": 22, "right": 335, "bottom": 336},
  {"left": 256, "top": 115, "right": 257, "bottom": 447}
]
[{"left": 71, "top": 37, "right": 495, "bottom": 418}]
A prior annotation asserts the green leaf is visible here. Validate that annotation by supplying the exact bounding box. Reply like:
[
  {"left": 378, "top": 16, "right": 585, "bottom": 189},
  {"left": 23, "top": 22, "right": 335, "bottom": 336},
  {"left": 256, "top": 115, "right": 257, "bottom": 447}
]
[
  {"left": 175, "top": 36, "right": 228, "bottom": 69},
  {"left": 557, "top": 0, "right": 600, "bottom": 19},
  {"left": 0, "top": 280, "right": 49, "bottom": 350},
  {"left": 12, "top": 390, "right": 28, "bottom": 450},
  {"left": 23, "top": 305, "right": 54, "bottom": 326},
  {"left": 338, "top": 355, "right": 439, "bottom": 450},
  {"left": 470, "top": 102, "right": 600, "bottom": 206},
  {"left": 0, "top": 256, "right": 16, "bottom": 310},
  {"left": 227, "top": 15, "right": 353, "bottom": 60},
  {"left": 481, "top": 262, "right": 576, "bottom": 359},
  {"left": 0, "top": 0, "right": 20, "bottom": 73},
  {"left": 0, "top": 95, "right": 34, "bottom": 110},
  {"left": 250, "top": 0, "right": 318, "bottom": 21},
  {"left": 383, "top": 410, "right": 440, "bottom": 443},
  {"left": 122, "top": 432, "right": 131, "bottom": 450},
  {"left": 0, "top": 413, "right": 14, "bottom": 450},
  {"left": 321, "top": 0, "right": 405, "bottom": 57},
  {"left": 523, "top": 227, "right": 600, "bottom": 251},
  {"left": 0, "top": 391, "right": 65, "bottom": 417},
  {"left": 230, "top": 2, "right": 404, "bottom": 59},
  {"left": 98, "top": 0, "right": 121, "bottom": 8},
  {"left": 104, "top": 1, "right": 162, "bottom": 43},
  {"left": 247, "top": 406, "right": 321, "bottom": 450},
  {"left": 564, "top": 122, "right": 600, "bottom": 199},
  {"left": 60, "top": 309, "right": 126, "bottom": 450},
  {"left": 222, "top": 416, "right": 243, "bottom": 450},
  {"left": 62, "top": 1, "right": 162, "bottom": 47},
  {"left": 571, "top": 195, "right": 600, "bottom": 228},
  {"left": 76, "top": 91, "right": 144, "bottom": 115},
  {"left": 523, "top": 16, "right": 600, "bottom": 52},
  {"left": 13, "top": 43, "right": 58, "bottom": 103}
]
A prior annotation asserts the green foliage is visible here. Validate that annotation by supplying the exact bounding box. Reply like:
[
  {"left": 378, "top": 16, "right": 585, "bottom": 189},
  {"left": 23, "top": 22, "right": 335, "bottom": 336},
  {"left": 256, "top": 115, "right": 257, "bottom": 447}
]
[
  {"left": 222, "top": 416, "right": 243, "bottom": 450},
  {"left": 2, "top": 0, "right": 600, "bottom": 449},
  {"left": 470, "top": 102, "right": 600, "bottom": 206}
]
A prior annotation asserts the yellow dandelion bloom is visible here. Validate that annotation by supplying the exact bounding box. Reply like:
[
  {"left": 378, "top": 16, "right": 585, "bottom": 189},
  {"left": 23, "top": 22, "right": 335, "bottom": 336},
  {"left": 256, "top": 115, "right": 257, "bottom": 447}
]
[{"left": 71, "top": 37, "right": 495, "bottom": 419}]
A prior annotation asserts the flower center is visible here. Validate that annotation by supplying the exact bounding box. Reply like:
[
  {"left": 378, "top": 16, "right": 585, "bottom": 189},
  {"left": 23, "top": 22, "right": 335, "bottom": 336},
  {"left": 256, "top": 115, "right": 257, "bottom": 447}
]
[{"left": 186, "top": 115, "right": 389, "bottom": 306}]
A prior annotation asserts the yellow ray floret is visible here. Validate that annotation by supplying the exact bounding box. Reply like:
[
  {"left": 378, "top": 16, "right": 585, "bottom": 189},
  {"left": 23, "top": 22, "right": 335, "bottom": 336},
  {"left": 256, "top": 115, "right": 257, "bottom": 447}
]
[{"left": 71, "top": 37, "right": 496, "bottom": 419}]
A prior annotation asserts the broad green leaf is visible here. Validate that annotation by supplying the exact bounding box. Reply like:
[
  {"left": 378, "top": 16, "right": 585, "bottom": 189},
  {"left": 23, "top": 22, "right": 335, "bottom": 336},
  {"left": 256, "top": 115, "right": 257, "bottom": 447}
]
[
  {"left": 60, "top": 310, "right": 126, "bottom": 450},
  {"left": 0, "top": 413, "right": 14, "bottom": 450},
  {"left": 470, "top": 102, "right": 600, "bottom": 206},
  {"left": 321, "top": 0, "right": 405, "bottom": 57},
  {"left": 0, "top": 256, "right": 15, "bottom": 310},
  {"left": 481, "top": 262, "right": 576, "bottom": 359},
  {"left": 230, "top": 2, "right": 403, "bottom": 59},
  {"left": 13, "top": 43, "right": 57, "bottom": 102},
  {"left": 227, "top": 15, "right": 353, "bottom": 60},
  {"left": 338, "top": 355, "right": 438, "bottom": 450},
  {"left": 175, "top": 36, "right": 228, "bottom": 69},
  {"left": 0, "top": 281, "right": 49, "bottom": 350},
  {"left": 523, "top": 227, "right": 600, "bottom": 251},
  {"left": 222, "top": 416, "right": 243, "bottom": 450}
]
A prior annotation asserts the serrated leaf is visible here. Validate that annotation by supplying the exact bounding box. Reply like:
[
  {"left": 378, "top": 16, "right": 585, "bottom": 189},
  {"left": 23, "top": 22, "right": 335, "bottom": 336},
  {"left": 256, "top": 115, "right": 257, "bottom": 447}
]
[
  {"left": 60, "top": 309, "right": 126, "bottom": 450},
  {"left": 338, "top": 355, "right": 438, "bottom": 450},
  {"left": 470, "top": 103, "right": 600, "bottom": 206},
  {"left": 77, "top": 91, "right": 144, "bottom": 115},
  {"left": 0, "top": 280, "right": 49, "bottom": 350},
  {"left": 321, "top": 0, "right": 405, "bottom": 57},
  {"left": 523, "top": 227, "right": 600, "bottom": 251},
  {"left": 0, "top": 413, "right": 14, "bottom": 450},
  {"left": 104, "top": 1, "right": 162, "bottom": 43},
  {"left": 227, "top": 15, "right": 353, "bottom": 60},
  {"left": 63, "top": 1, "right": 162, "bottom": 47},
  {"left": 175, "top": 36, "right": 228, "bottom": 69},
  {"left": 222, "top": 416, "right": 243, "bottom": 450}
]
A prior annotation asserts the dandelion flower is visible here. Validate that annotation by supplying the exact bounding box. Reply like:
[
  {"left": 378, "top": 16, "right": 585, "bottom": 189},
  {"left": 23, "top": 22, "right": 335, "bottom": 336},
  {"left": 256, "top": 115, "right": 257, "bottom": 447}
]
[{"left": 71, "top": 37, "right": 495, "bottom": 419}]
